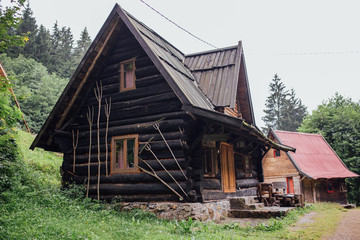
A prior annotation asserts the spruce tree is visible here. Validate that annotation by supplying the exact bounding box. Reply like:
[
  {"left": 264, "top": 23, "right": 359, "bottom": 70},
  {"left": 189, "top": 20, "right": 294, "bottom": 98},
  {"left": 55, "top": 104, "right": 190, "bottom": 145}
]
[
  {"left": 5, "top": 2, "right": 37, "bottom": 58},
  {"left": 73, "top": 27, "right": 92, "bottom": 64},
  {"left": 262, "top": 74, "right": 288, "bottom": 132},
  {"left": 262, "top": 74, "right": 307, "bottom": 133},
  {"left": 33, "top": 24, "right": 51, "bottom": 64},
  {"left": 280, "top": 88, "right": 307, "bottom": 131}
]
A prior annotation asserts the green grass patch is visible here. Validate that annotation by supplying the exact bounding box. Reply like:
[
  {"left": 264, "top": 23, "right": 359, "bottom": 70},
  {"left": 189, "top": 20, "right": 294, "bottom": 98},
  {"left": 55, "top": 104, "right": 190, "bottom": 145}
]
[
  {"left": 286, "top": 202, "right": 347, "bottom": 240},
  {"left": 0, "top": 130, "right": 347, "bottom": 239}
]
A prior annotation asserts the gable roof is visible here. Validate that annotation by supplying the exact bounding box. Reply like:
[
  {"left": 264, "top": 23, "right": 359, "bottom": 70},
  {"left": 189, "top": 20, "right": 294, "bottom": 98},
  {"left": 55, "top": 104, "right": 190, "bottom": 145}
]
[
  {"left": 271, "top": 129, "right": 359, "bottom": 179},
  {"left": 184, "top": 43, "right": 255, "bottom": 123},
  {"left": 30, "top": 4, "right": 293, "bottom": 153}
]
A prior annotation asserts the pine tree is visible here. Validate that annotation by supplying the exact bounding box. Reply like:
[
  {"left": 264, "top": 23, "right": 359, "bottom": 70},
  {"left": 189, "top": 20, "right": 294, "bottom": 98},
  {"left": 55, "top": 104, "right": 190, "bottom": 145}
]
[
  {"left": 73, "top": 27, "right": 91, "bottom": 64},
  {"left": 262, "top": 74, "right": 288, "bottom": 132},
  {"left": 58, "top": 26, "right": 74, "bottom": 78},
  {"left": 280, "top": 88, "right": 307, "bottom": 131},
  {"left": 47, "top": 21, "right": 61, "bottom": 74},
  {"left": 262, "top": 74, "right": 307, "bottom": 133},
  {"left": 5, "top": 2, "right": 37, "bottom": 58},
  {"left": 19, "top": 3, "right": 37, "bottom": 58},
  {"left": 48, "top": 23, "right": 74, "bottom": 78},
  {"left": 33, "top": 24, "right": 51, "bottom": 64}
]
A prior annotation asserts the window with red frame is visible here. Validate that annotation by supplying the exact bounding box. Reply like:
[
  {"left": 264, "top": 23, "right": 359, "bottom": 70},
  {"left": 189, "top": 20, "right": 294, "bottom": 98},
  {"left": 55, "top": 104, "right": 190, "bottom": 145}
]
[{"left": 327, "top": 182, "right": 334, "bottom": 193}]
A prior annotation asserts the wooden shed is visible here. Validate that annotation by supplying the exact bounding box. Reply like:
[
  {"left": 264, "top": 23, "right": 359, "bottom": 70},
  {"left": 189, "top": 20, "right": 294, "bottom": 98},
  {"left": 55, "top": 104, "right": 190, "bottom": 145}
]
[
  {"left": 31, "top": 4, "right": 294, "bottom": 202},
  {"left": 263, "top": 129, "right": 358, "bottom": 204}
]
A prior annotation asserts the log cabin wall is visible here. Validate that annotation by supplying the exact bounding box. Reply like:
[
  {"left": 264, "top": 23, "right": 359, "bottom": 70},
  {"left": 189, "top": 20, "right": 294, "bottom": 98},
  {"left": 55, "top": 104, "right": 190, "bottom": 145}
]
[
  {"left": 262, "top": 147, "right": 301, "bottom": 194},
  {"left": 191, "top": 119, "right": 265, "bottom": 201},
  {"left": 60, "top": 25, "right": 193, "bottom": 202},
  {"left": 315, "top": 179, "right": 348, "bottom": 204}
]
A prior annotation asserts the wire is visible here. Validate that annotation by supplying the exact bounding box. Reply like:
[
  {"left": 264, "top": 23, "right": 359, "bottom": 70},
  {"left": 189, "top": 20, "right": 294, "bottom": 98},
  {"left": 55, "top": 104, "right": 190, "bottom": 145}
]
[
  {"left": 274, "top": 50, "right": 360, "bottom": 56},
  {"left": 139, "top": 0, "right": 218, "bottom": 49}
]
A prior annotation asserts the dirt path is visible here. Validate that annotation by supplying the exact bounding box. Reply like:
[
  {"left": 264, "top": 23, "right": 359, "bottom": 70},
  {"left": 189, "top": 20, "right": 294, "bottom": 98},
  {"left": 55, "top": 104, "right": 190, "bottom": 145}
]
[{"left": 325, "top": 208, "right": 360, "bottom": 240}]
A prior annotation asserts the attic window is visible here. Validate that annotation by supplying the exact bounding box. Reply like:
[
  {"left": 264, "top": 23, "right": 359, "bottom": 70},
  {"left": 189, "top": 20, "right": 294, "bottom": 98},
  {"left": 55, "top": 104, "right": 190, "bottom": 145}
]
[
  {"left": 274, "top": 149, "right": 281, "bottom": 158},
  {"left": 120, "top": 59, "right": 136, "bottom": 91},
  {"left": 111, "top": 135, "right": 139, "bottom": 174}
]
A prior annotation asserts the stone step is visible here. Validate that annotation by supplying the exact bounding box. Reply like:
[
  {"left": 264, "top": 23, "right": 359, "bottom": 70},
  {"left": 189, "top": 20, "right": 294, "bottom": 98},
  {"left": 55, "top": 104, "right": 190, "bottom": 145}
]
[
  {"left": 229, "top": 207, "right": 293, "bottom": 219},
  {"left": 228, "top": 196, "right": 259, "bottom": 210},
  {"left": 248, "top": 203, "right": 265, "bottom": 210}
]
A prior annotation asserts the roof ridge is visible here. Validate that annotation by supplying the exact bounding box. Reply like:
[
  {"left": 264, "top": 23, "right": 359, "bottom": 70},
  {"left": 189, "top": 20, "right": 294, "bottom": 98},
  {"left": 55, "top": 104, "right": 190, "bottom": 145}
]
[
  {"left": 123, "top": 9, "right": 185, "bottom": 57},
  {"left": 185, "top": 45, "right": 238, "bottom": 57},
  {"left": 274, "top": 130, "right": 322, "bottom": 136}
]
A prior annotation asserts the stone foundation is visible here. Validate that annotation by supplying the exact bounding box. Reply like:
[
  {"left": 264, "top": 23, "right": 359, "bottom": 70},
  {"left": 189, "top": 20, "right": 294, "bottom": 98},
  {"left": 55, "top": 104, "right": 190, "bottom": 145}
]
[{"left": 121, "top": 201, "right": 230, "bottom": 221}]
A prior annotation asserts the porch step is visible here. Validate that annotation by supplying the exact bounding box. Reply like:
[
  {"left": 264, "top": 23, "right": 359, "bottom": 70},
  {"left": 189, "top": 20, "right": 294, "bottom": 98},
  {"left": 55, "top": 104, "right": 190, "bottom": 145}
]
[
  {"left": 228, "top": 196, "right": 264, "bottom": 210},
  {"left": 229, "top": 207, "right": 293, "bottom": 219}
]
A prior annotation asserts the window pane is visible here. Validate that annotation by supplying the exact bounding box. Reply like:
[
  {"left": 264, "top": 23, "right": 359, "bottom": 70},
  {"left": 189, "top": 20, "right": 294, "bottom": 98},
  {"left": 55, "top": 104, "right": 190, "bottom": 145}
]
[
  {"left": 115, "top": 139, "right": 124, "bottom": 169},
  {"left": 127, "top": 139, "right": 135, "bottom": 168},
  {"left": 123, "top": 62, "right": 134, "bottom": 89}
]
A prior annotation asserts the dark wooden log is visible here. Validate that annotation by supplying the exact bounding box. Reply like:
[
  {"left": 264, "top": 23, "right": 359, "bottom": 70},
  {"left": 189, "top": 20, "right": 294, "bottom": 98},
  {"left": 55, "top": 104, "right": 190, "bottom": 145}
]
[
  {"left": 203, "top": 179, "right": 221, "bottom": 190},
  {"left": 73, "top": 111, "right": 185, "bottom": 131},
  {"left": 114, "top": 34, "right": 136, "bottom": 48},
  {"left": 135, "top": 65, "right": 160, "bottom": 79},
  {"left": 74, "top": 139, "right": 185, "bottom": 155},
  {"left": 236, "top": 178, "right": 259, "bottom": 188},
  {"left": 85, "top": 82, "right": 172, "bottom": 107},
  {"left": 98, "top": 72, "right": 162, "bottom": 88},
  {"left": 98, "top": 75, "right": 119, "bottom": 86},
  {"left": 68, "top": 170, "right": 186, "bottom": 184},
  {"left": 107, "top": 48, "right": 145, "bottom": 65},
  {"left": 139, "top": 149, "right": 185, "bottom": 161},
  {"left": 112, "top": 42, "right": 139, "bottom": 55},
  {"left": 68, "top": 162, "right": 109, "bottom": 176},
  {"left": 75, "top": 130, "right": 185, "bottom": 148},
  {"left": 77, "top": 99, "right": 182, "bottom": 125},
  {"left": 77, "top": 119, "right": 187, "bottom": 139},
  {"left": 67, "top": 157, "right": 187, "bottom": 172},
  {"left": 135, "top": 74, "right": 164, "bottom": 88},
  {"left": 81, "top": 92, "right": 178, "bottom": 116},
  {"left": 92, "top": 194, "right": 180, "bottom": 202},
  {"left": 139, "top": 158, "right": 187, "bottom": 171},
  {"left": 87, "top": 182, "right": 187, "bottom": 195},
  {"left": 64, "top": 153, "right": 107, "bottom": 164}
]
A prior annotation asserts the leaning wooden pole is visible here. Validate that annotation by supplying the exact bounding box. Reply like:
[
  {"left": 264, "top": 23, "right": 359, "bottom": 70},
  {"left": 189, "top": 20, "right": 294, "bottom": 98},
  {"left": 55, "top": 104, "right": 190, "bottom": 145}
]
[
  {"left": 72, "top": 129, "right": 79, "bottom": 173},
  {"left": 153, "top": 122, "right": 187, "bottom": 179},
  {"left": 145, "top": 143, "right": 188, "bottom": 197},
  {"left": 104, "top": 97, "right": 111, "bottom": 177},
  {"left": 137, "top": 158, "right": 184, "bottom": 201},
  {"left": 94, "top": 81, "right": 103, "bottom": 201},
  {"left": 0, "top": 63, "right": 30, "bottom": 133},
  {"left": 86, "top": 106, "right": 94, "bottom": 198}
]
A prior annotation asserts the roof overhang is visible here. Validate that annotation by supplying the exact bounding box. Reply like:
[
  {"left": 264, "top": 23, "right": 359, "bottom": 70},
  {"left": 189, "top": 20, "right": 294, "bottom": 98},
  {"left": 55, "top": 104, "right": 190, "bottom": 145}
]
[{"left": 184, "top": 105, "right": 296, "bottom": 152}]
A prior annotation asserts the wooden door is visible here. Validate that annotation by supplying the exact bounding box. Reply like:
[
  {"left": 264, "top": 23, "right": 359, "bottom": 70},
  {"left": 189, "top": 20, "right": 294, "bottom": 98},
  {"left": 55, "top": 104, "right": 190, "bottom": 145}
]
[
  {"left": 287, "top": 177, "right": 294, "bottom": 194},
  {"left": 220, "top": 142, "right": 236, "bottom": 193}
]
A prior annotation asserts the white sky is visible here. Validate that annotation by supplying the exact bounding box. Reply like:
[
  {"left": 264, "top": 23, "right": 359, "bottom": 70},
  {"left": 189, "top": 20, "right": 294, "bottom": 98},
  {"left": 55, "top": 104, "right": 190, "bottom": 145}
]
[{"left": 19, "top": 0, "right": 360, "bottom": 128}]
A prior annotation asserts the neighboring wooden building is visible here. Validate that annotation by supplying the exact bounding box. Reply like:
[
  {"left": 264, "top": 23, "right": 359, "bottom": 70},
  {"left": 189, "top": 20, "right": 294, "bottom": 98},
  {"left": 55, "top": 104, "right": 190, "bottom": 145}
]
[
  {"left": 31, "top": 4, "right": 294, "bottom": 202},
  {"left": 263, "top": 129, "right": 358, "bottom": 204}
]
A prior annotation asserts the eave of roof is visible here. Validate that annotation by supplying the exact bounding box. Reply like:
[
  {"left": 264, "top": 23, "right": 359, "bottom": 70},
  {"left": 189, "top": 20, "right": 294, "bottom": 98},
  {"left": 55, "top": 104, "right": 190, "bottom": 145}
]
[{"left": 185, "top": 105, "right": 295, "bottom": 152}]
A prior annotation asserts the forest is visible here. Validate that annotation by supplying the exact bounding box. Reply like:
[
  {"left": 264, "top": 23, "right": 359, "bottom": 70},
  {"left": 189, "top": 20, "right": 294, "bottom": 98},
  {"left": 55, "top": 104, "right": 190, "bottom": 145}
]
[{"left": 1, "top": 3, "right": 92, "bottom": 133}]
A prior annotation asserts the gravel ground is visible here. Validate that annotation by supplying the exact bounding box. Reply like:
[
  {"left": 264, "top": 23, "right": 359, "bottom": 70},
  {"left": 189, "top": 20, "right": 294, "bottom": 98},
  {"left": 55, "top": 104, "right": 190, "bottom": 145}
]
[{"left": 326, "top": 208, "right": 360, "bottom": 240}]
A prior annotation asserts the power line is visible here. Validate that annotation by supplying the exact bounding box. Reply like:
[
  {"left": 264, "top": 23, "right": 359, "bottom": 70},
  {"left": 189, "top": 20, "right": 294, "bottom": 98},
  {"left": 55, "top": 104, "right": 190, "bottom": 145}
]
[
  {"left": 139, "top": 0, "right": 218, "bottom": 49},
  {"left": 274, "top": 50, "right": 360, "bottom": 56}
]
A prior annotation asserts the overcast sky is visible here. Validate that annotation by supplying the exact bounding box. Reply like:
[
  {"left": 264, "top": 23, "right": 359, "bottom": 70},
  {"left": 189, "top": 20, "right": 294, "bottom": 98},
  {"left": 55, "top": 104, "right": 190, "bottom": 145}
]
[{"left": 16, "top": 0, "right": 360, "bottom": 128}]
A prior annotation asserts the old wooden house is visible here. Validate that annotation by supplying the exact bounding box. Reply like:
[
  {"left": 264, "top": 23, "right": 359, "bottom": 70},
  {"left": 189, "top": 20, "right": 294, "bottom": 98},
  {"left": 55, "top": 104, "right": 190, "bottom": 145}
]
[
  {"left": 263, "top": 129, "right": 358, "bottom": 204},
  {"left": 31, "top": 4, "right": 294, "bottom": 202}
]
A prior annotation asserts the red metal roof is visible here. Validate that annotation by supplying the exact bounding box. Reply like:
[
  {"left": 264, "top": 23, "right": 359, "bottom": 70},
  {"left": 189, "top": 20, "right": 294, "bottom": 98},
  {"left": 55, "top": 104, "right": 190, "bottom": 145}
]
[{"left": 273, "top": 130, "right": 359, "bottom": 179}]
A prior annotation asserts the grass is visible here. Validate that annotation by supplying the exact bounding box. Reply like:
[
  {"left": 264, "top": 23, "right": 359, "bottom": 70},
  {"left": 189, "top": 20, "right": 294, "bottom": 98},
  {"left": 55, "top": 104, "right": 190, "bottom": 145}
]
[
  {"left": 0, "top": 130, "right": 348, "bottom": 239},
  {"left": 286, "top": 202, "right": 348, "bottom": 240}
]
